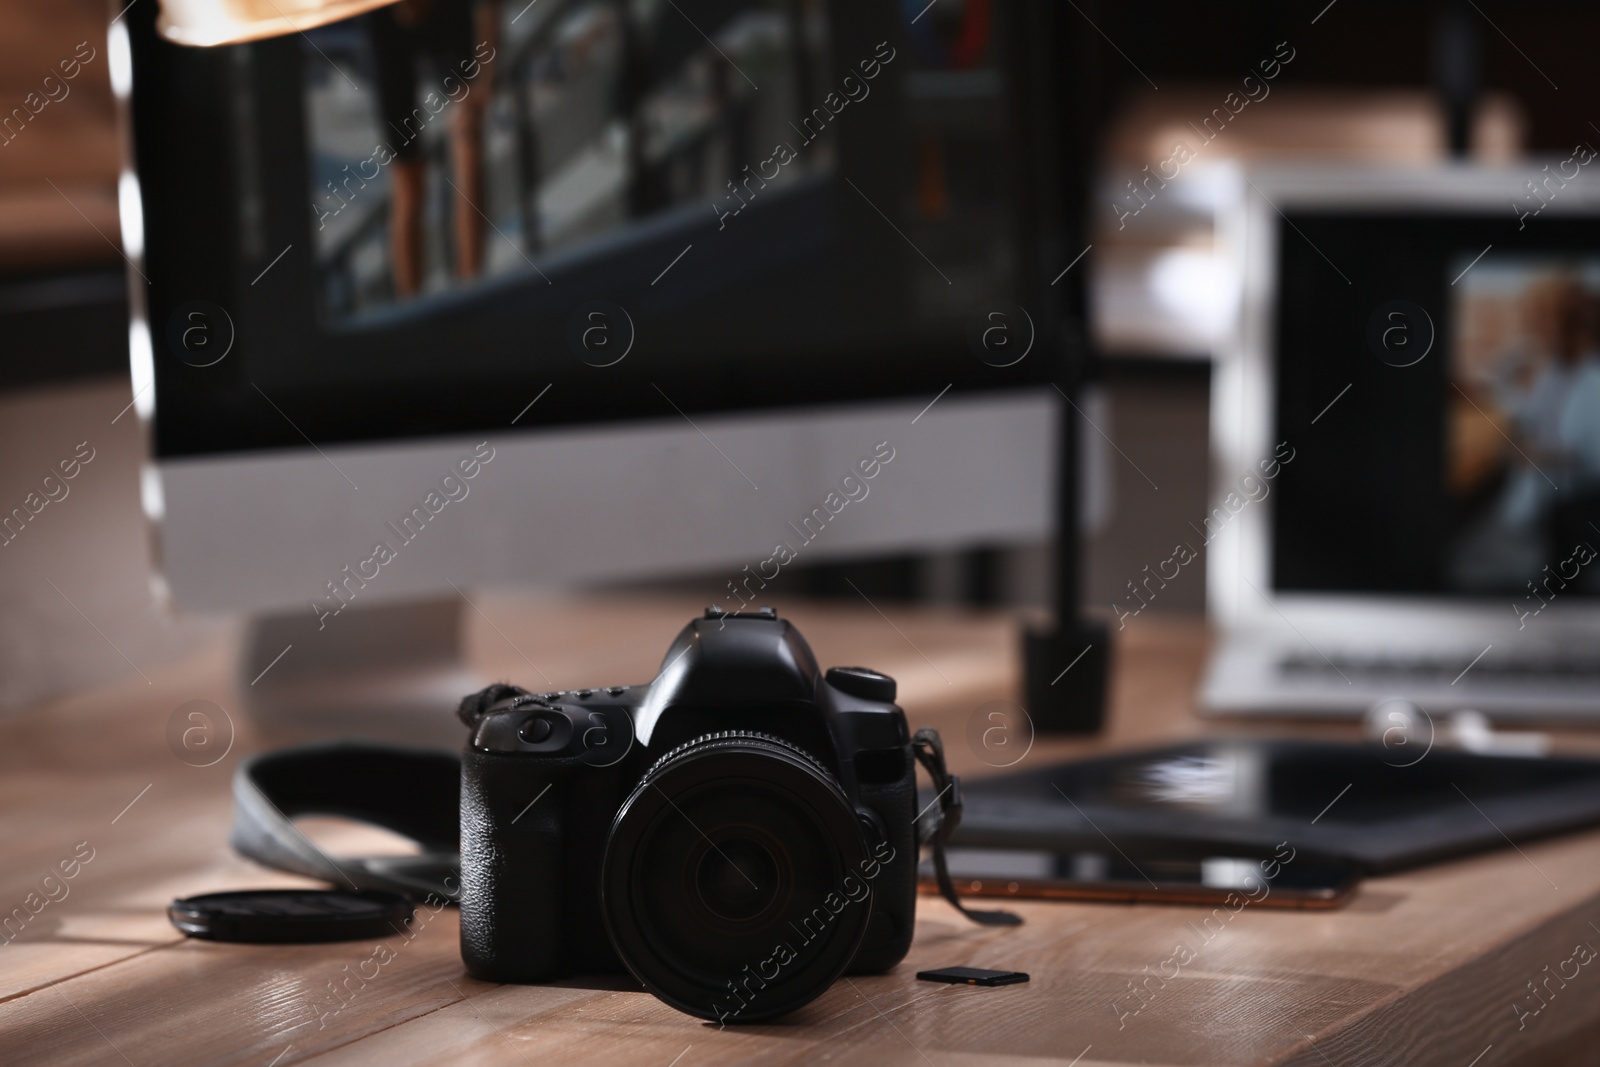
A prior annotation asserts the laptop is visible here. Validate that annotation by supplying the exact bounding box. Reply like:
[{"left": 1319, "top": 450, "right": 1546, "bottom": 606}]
[{"left": 1200, "top": 165, "right": 1600, "bottom": 719}]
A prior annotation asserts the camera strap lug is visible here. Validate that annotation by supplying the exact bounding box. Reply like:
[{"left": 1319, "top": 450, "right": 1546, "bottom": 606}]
[{"left": 911, "top": 728, "right": 1022, "bottom": 927}]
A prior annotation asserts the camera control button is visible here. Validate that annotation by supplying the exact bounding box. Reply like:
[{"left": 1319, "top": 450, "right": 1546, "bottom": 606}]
[
  {"left": 605, "top": 687, "right": 627, "bottom": 696},
  {"left": 826, "top": 666, "right": 897, "bottom": 703},
  {"left": 518, "top": 715, "right": 554, "bottom": 744}
]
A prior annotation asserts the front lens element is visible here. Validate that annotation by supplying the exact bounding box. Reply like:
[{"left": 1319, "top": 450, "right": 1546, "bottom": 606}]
[{"left": 695, "top": 834, "right": 780, "bottom": 922}]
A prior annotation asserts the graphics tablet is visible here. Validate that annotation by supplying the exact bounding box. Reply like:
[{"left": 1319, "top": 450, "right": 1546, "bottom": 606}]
[{"left": 946, "top": 739, "right": 1600, "bottom": 873}]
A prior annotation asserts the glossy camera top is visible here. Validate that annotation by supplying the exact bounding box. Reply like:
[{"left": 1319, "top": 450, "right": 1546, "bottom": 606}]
[{"left": 464, "top": 608, "right": 907, "bottom": 787}]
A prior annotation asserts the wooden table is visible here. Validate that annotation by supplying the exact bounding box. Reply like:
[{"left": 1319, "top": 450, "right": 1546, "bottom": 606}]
[{"left": 3, "top": 596, "right": 1599, "bottom": 1066}]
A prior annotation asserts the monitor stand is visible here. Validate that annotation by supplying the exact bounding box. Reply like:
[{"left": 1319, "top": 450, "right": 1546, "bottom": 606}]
[{"left": 237, "top": 597, "right": 482, "bottom": 750}]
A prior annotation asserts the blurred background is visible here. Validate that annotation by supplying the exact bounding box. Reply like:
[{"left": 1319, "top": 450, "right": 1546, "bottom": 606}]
[{"left": 3, "top": 0, "right": 1598, "bottom": 721}]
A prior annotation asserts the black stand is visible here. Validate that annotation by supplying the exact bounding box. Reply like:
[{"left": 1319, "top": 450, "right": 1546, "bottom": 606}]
[
  {"left": 1023, "top": 618, "right": 1109, "bottom": 734},
  {"left": 1009, "top": 0, "right": 1111, "bottom": 734},
  {"left": 1021, "top": 379, "right": 1110, "bottom": 734}
]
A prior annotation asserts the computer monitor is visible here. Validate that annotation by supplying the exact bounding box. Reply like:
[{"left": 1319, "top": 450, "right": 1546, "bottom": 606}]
[
  {"left": 1204, "top": 165, "right": 1600, "bottom": 718},
  {"left": 116, "top": 0, "right": 1083, "bottom": 739}
]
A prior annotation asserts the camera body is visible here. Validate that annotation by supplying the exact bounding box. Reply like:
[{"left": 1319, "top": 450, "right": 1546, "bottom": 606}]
[{"left": 458, "top": 608, "right": 918, "bottom": 1021}]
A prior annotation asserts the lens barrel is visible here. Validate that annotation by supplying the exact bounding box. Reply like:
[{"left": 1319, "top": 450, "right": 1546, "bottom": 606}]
[{"left": 600, "top": 731, "right": 872, "bottom": 1022}]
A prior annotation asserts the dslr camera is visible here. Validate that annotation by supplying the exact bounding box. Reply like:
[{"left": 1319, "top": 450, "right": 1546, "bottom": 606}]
[{"left": 457, "top": 608, "right": 920, "bottom": 1023}]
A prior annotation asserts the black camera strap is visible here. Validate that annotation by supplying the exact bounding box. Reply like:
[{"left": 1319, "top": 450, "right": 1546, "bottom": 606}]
[
  {"left": 230, "top": 744, "right": 463, "bottom": 903},
  {"left": 911, "top": 729, "right": 1023, "bottom": 927}
]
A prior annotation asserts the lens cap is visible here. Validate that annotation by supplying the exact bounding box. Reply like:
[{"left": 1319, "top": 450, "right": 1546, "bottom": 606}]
[{"left": 168, "top": 889, "right": 415, "bottom": 944}]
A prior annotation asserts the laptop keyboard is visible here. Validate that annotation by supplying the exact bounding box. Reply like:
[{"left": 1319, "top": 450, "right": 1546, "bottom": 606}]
[{"left": 1277, "top": 650, "right": 1600, "bottom": 683}]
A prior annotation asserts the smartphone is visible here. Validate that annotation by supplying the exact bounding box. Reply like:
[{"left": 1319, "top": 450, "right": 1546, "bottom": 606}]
[{"left": 919, "top": 847, "right": 1360, "bottom": 908}]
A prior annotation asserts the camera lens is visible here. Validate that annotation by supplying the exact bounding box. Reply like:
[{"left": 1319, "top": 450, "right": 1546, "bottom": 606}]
[
  {"left": 601, "top": 732, "right": 872, "bottom": 1023},
  {"left": 695, "top": 836, "right": 779, "bottom": 921}
]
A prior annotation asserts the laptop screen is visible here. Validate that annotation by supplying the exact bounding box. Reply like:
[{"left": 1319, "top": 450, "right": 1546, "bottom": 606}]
[{"left": 1271, "top": 209, "right": 1600, "bottom": 600}]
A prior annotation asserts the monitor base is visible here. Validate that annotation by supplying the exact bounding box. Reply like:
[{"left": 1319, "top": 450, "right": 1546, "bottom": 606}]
[{"left": 237, "top": 597, "right": 481, "bottom": 749}]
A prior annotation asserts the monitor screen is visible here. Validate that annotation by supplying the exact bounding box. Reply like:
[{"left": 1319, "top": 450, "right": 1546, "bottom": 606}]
[
  {"left": 129, "top": 0, "right": 1069, "bottom": 461},
  {"left": 1448, "top": 254, "right": 1600, "bottom": 591},
  {"left": 303, "top": 0, "right": 843, "bottom": 323},
  {"left": 1271, "top": 209, "right": 1600, "bottom": 598}
]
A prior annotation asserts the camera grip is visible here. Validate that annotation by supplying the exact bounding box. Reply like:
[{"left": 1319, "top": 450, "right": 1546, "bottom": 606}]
[
  {"left": 459, "top": 750, "right": 576, "bottom": 982},
  {"left": 850, "top": 752, "right": 918, "bottom": 973}
]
